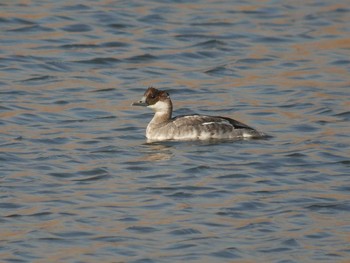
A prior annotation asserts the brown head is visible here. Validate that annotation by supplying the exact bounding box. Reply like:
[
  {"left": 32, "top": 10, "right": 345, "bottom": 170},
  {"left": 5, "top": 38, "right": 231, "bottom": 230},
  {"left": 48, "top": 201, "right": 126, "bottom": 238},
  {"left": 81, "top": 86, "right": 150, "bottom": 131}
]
[{"left": 132, "top": 87, "right": 172, "bottom": 112}]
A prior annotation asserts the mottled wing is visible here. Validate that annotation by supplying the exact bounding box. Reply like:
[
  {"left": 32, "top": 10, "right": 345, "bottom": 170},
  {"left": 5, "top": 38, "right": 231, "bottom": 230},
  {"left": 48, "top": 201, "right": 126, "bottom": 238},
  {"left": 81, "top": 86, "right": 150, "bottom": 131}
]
[
  {"left": 172, "top": 115, "right": 254, "bottom": 130},
  {"left": 217, "top": 116, "right": 255, "bottom": 130}
]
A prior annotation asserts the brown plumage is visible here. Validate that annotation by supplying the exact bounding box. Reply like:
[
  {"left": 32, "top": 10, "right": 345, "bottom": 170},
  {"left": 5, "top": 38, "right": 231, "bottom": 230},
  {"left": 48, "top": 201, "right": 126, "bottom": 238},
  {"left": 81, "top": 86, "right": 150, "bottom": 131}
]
[{"left": 132, "top": 87, "right": 265, "bottom": 141}]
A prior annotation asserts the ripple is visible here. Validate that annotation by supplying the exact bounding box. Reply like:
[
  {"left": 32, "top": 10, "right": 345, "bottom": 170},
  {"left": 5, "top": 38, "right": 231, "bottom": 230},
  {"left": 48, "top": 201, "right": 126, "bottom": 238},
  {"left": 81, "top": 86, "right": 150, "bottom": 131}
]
[
  {"left": 211, "top": 247, "right": 241, "bottom": 259},
  {"left": 8, "top": 25, "right": 54, "bottom": 32},
  {"left": 204, "top": 65, "right": 240, "bottom": 77},
  {"left": 1, "top": 0, "right": 350, "bottom": 262},
  {"left": 125, "top": 54, "right": 157, "bottom": 63},
  {"left": 6, "top": 211, "right": 52, "bottom": 218},
  {"left": 72, "top": 173, "right": 110, "bottom": 182},
  {"left": 0, "top": 202, "right": 23, "bottom": 209},
  {"left": 21, "top": 75, "right": 58, "bottom": 83},
  {"left": 54, "top": 231, "right": 94, "bottom": 238},
  {"left": 49, "top": 167, "right": 109, "bottom": 180},
  {"left": 191, "top": 39, "right": 227, "bottom": 49},
  {"left": 139, "top": 14, "right": 165, "bottom": 24},
  {"left": 253, "top": 36, "right": 291, "bottom": 43},
  {"left": 175, "top": 34, "right": 219, "bottom": 41},
  {"left": 305, "top": 202, "right": 350, "bottom": 213},
  {"left": 59, "top": 4, "right": 90, "bottom": 11},
  {"left": 331, "top": 59, "right": 350, "bottom": 65},
  {"left": 100, "top": 41, "right": 130, "bottom": 48},
  {"left": 61, "top": 43, "right": 99, "bottom": 49},
  {"left": 61, "top": 24, "right": 92, "bottom": 32},
  {"left": 74, "top": 57, "right": 120, "bottom": 65},
  {"left": 169, "top": 228, "right": 201, "bottom": 236},
  {"left": 127, "top": 226, "right": 159, "bottom": 234},
  {"left": 335, "top": 111, "right": 350, "bottom": 121},
  {"left": 107, "top": 23, "right": 131, "bottom": 29},
  {"left": 237, "top": 58, "right": 274, "bottom": 63}
]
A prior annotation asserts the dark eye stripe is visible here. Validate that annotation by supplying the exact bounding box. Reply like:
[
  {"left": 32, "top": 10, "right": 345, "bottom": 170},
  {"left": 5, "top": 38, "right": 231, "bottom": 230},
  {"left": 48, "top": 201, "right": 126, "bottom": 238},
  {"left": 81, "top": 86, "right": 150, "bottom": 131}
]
[
  {"left": 146, "top": 91, "right": 159, "bottom": 105},
  {"left": 143, "top": 87, "right": 169, "bottom": 105}
]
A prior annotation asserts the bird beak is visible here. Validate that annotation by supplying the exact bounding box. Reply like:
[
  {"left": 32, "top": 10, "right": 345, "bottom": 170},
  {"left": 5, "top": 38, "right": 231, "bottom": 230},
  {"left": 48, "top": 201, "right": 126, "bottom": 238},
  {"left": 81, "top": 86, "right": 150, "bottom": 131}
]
[{"left": 131, "top": 96, "right": 148, "bottom": 106}]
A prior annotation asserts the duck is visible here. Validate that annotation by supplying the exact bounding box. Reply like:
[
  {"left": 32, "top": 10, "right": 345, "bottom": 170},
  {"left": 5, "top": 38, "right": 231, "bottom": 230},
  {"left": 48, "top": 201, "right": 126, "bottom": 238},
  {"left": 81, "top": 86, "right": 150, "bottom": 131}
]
[{"left": 132, "top": 87, "right": 266, "bottom": 141}]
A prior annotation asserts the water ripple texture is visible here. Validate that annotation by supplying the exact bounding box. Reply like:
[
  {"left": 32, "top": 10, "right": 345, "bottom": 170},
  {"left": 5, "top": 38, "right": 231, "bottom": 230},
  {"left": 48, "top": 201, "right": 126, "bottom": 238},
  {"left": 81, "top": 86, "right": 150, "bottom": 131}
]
[{"left": 0, "top": 0, "right": 349, "bottom": 262}]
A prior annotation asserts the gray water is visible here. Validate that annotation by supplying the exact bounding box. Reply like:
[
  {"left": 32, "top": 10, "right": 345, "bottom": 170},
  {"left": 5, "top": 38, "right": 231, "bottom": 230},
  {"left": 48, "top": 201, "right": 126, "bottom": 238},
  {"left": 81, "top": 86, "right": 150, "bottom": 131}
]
[{"left": 1, "top": 0, "right": 349, "bottom": 262}]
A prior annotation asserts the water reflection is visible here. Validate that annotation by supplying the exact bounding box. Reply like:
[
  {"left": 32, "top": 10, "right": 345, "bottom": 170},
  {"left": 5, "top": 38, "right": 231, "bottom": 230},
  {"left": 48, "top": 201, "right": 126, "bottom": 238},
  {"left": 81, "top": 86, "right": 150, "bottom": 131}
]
[{"left": 139, "top": 142, "right": 174, "bottom": 162}]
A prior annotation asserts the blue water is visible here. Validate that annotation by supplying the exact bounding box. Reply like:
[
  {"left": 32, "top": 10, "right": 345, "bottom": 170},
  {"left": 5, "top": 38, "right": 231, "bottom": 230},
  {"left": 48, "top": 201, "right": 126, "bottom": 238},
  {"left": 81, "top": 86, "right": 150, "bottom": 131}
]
[{"left": 0, "top": 0, "right": 349, "bottom": 262}]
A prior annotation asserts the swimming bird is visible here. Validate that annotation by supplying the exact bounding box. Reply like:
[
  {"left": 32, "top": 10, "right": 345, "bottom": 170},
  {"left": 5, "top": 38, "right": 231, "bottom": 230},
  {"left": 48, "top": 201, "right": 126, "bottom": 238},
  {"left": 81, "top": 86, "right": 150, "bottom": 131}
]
[{"left": 132, "top": 87, "right": 265, "bottom": 141}]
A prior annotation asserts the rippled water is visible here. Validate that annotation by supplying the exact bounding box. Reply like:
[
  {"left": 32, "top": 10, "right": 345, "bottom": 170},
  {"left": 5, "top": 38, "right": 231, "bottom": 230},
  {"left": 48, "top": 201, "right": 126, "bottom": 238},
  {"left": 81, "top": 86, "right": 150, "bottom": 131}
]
[{"left": 1, "top": 0, "right": 349, "bottom": 262}]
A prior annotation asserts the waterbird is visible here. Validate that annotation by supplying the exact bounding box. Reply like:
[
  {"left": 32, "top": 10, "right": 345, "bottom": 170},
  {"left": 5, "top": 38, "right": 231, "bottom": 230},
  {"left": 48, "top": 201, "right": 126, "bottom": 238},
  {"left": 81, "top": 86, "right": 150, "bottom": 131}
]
[{"left": 132, "top": 87, "right": 266, "bottom": 141}]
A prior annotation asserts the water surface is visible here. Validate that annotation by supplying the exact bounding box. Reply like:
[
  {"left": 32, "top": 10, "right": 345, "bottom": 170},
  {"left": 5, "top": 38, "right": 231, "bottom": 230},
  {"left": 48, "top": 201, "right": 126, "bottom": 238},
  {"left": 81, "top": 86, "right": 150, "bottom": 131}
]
[{"left": 0, "top": 0, "right": 349, "bottom": 262}]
